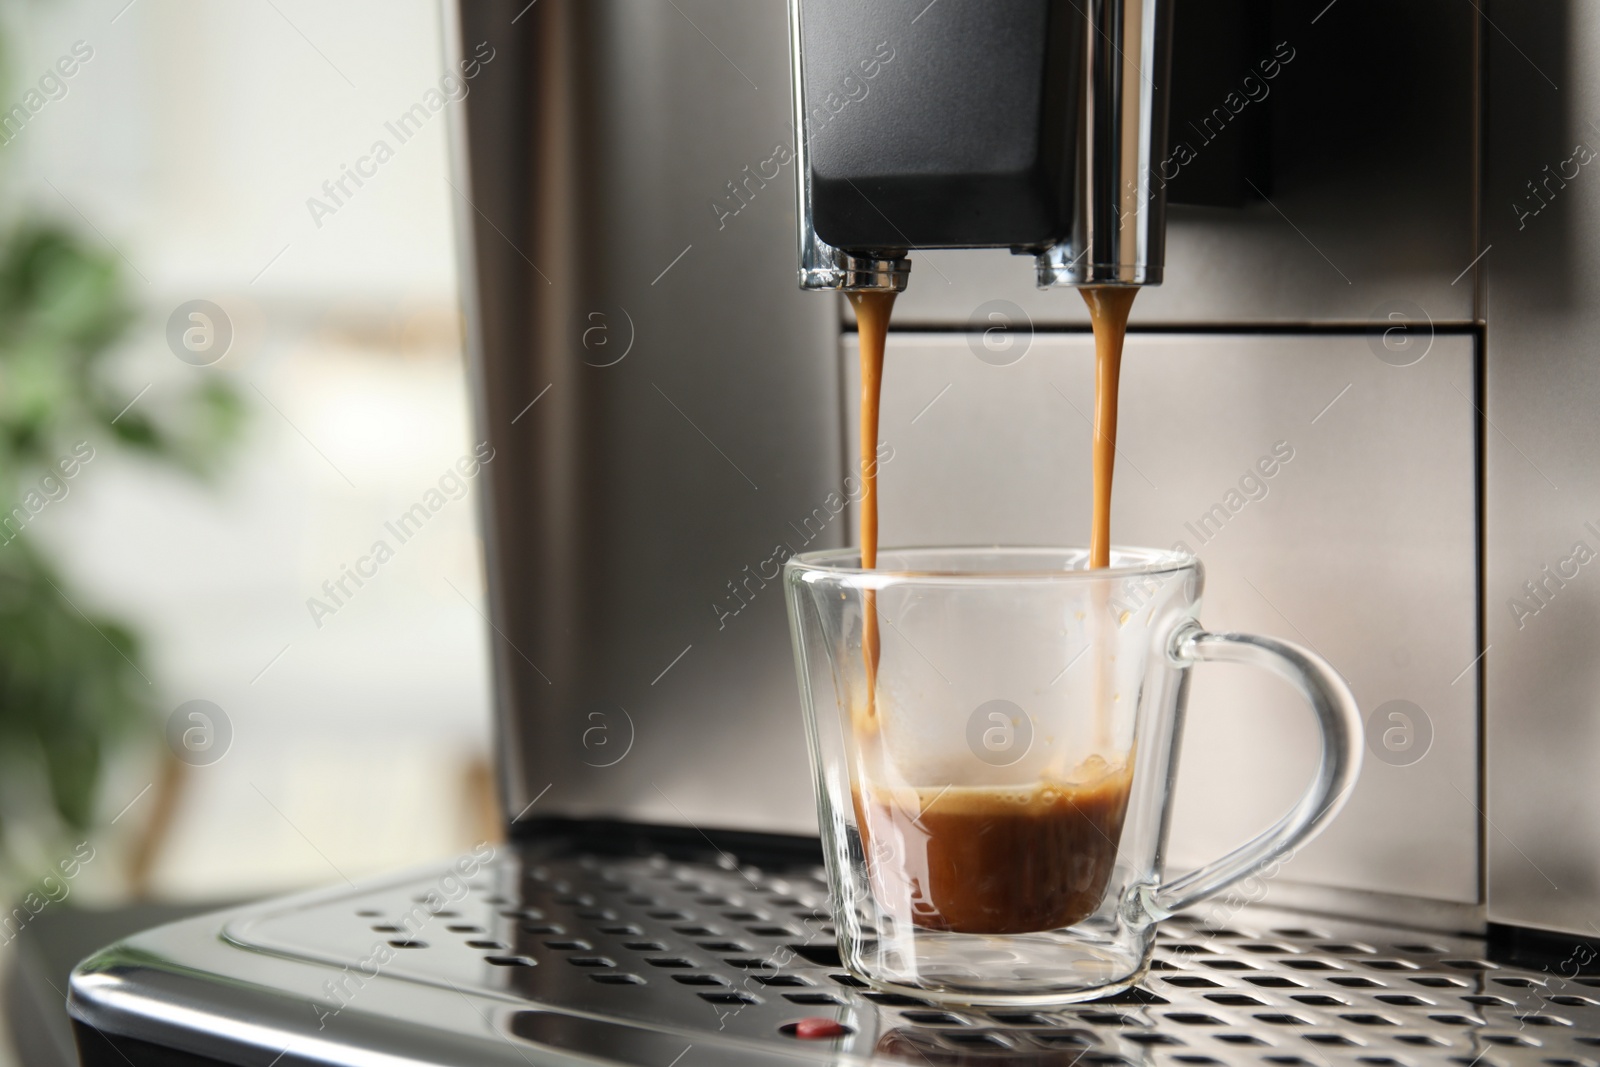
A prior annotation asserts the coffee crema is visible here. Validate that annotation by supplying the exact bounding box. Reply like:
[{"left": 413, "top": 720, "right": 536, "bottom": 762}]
[{"left": 853, "top": 761, "right": 1134, "bottom": 935}]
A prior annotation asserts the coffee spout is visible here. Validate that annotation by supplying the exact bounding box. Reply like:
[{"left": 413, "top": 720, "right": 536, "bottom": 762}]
[{"left": 789, "top": 0, "right": 1172, "bottom": 293}]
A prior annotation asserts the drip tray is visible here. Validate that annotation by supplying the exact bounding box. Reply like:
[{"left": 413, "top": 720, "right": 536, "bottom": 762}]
[{"left": 70, "top": 832, "right": 1599, "bottom": 1067}]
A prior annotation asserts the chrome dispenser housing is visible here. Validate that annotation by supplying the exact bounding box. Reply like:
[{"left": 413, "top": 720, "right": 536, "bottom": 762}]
[{"left": 789, "top": 0, "right": 1172, "bottom": 292}]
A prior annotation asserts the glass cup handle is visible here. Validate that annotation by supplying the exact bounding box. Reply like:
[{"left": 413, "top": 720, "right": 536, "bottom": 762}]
[{"left": 1138, "top": 622, "right": 1364, "bottom": 922}]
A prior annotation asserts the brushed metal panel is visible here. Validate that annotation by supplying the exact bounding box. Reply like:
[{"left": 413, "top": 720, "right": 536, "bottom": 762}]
[
  {"left": 453, "top": 0, "right": 840, "bottom": 834},
  {"left": 890, "top": 0, "right": 1478, "bottom": 327},
  {"left": 843, "top": 331, "right": 1478, "bottom": 903},
  {"left": 1482, "top": 1, "right": 1600, "bottom": 936}
]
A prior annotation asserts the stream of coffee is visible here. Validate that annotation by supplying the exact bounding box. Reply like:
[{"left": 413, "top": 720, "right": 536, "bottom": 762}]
[
  {"left": 1081, "top": 286, "right": 1139, "bottom": 755},
  {"left": 1081, "top": 286, "right": 1139, "bottom": 569},
  {"left": 847, "top": 284, "right": 1140, "bottom": 934},
  {"left": 851, "top": 286, "right": 1136, "bottom": 579},
  {"left": 848, "top": 290, "right": 896, "bottom": 725}
]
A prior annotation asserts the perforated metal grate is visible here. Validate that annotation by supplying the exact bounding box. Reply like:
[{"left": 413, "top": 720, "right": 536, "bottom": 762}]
[{"left": 226, "top": 847, "right": 1600, "bottom": 1066}]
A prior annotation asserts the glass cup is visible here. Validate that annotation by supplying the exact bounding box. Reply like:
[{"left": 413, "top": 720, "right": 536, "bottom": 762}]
[{"left": 783, "top": 546, "right": 1361, "bottom": 1006}]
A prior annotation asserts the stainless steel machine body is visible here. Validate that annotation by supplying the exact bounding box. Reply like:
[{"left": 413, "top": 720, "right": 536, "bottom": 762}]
[
  {"left": 463, "top": 0, "right": 1487, "bottom": 921},
  {"left": 66, "top": 1, "right": 1600, "bottom": 1064}
]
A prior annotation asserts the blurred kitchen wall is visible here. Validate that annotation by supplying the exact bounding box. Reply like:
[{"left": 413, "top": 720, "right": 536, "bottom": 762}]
[{"left": 2, "top": 0, "right": 494, "bottom": 899}]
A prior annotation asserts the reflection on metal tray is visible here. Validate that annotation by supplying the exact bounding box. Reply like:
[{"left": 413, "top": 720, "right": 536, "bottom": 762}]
[{"left": 70, "top": 831, "right": 1600, "bottom": 1067}]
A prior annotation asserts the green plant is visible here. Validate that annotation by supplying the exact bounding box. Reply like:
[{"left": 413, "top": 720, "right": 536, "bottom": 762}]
[{"left": 0, "top": 221, "right": 242, "bottom": 887}]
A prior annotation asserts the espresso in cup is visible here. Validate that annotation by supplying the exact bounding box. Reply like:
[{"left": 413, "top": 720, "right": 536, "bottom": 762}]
[{"left": 853, "top": 758, "right": 1133, "bottom": 935}]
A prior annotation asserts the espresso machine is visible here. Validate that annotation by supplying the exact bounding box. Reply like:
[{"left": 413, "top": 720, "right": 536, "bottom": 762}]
[{"left": 62, "top": 2, "right": 1600, "bottom": 1065}]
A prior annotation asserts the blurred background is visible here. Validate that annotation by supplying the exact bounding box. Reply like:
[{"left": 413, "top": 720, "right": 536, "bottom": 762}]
[{"left": 0, "top": 0, "right": 493, "bottom": 1057}]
